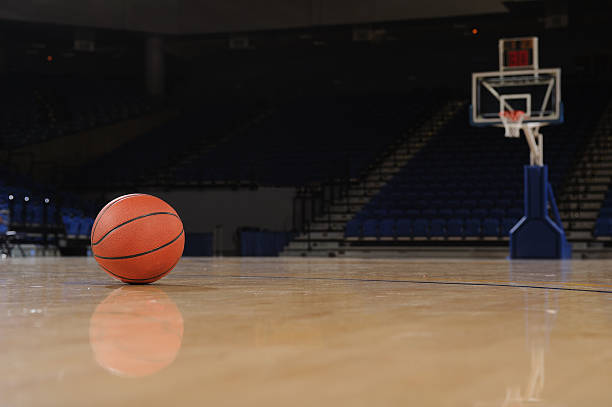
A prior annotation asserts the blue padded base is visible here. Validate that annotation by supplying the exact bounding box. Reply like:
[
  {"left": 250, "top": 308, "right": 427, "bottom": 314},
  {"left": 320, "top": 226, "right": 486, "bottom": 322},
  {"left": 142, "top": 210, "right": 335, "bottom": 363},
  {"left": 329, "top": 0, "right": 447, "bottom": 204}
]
[{"left": 509, "top": 165, "right": 571, "bottom": 259}]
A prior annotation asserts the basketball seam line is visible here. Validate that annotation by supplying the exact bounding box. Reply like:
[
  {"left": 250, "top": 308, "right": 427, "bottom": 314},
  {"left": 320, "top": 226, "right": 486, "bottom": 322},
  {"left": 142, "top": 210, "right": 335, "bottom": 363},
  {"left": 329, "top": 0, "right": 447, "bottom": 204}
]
[
  {"left": 93, "top": 229, "right": 184, "bottom": 260},
  {"left": 98, "top": 258, "right": 180, "bottom": 282},
  {"left": 91, "top": 211, "right": 179, "bottom": 246},
  {"left": 91, "top": 194, "right": 144, "bottom": 238}
]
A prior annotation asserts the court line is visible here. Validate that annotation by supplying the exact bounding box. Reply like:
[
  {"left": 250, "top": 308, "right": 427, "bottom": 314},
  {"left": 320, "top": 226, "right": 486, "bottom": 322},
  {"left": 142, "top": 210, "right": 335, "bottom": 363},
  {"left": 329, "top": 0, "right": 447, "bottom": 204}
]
[
  {"left": 198, "top": 274, "right": 612, "bottom": 294},
  {"left": 400, "top": 277, "right": 612, "bottom": 290}
]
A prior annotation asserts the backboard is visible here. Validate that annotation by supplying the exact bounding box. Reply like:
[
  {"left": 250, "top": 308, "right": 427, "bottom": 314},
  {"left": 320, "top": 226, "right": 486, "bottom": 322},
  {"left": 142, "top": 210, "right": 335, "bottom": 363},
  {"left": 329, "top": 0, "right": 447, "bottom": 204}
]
[
  {"left": 471, "top": 36, "right": 563, "bottom": 128},
  {"left": 471, "top": 68, "right": 562, "bottom": 126}
]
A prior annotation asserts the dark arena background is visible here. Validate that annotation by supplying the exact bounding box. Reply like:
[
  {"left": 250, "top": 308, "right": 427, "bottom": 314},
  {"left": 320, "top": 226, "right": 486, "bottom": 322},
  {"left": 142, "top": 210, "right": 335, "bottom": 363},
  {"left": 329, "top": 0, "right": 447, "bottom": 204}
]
[{"left": 3, "top": 1, "right": 612, "bottom": 406}]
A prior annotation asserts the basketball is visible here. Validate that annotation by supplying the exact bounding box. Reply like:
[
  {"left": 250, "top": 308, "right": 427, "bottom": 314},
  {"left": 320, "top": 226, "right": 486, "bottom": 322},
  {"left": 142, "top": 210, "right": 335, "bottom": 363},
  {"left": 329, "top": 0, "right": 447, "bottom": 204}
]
[{"left": 91, "top": 194, "right": 184, "bottom": 284}]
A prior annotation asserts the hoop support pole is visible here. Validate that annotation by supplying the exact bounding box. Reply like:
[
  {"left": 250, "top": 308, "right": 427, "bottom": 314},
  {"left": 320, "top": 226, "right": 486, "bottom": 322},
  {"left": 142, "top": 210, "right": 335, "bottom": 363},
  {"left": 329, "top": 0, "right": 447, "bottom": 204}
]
[{"left": 523, "top": 125, "right": 543, "bottom": 166}]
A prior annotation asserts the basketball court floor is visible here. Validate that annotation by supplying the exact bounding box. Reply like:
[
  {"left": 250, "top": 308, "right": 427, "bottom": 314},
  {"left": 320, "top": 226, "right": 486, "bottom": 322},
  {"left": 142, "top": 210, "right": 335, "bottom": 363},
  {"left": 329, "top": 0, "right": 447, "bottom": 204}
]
[{"left": 2, "top": 257, "right": 612, "bottom": 406}]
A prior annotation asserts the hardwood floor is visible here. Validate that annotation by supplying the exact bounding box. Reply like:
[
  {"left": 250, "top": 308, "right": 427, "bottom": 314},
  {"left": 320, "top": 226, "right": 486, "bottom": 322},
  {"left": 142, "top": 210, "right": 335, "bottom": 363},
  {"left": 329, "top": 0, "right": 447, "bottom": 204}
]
[{"left": 2, "top": 257, "right": 611, "bottom": 406}]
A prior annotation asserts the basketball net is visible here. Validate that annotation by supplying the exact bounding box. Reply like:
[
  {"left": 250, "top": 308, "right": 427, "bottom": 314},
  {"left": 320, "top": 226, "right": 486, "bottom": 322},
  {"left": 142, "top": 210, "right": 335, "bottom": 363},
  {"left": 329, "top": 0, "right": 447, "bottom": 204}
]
[{"left": 499, "top": 110, "right": 526, "bottom": 138}]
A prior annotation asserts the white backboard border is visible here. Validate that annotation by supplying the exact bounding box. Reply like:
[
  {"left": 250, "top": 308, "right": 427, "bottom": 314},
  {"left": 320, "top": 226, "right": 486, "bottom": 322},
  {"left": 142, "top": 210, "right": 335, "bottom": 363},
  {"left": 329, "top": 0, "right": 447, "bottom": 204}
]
[{"left": 470, "top": 68, "right": 562, "bottom": 126}]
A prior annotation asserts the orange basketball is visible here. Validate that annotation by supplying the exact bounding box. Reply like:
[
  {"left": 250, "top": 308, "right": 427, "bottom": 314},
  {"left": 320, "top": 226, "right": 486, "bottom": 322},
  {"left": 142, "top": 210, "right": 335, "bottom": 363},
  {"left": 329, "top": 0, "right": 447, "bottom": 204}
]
[{"left": 91, "top": 194, "right": 184, "bottom": 284}]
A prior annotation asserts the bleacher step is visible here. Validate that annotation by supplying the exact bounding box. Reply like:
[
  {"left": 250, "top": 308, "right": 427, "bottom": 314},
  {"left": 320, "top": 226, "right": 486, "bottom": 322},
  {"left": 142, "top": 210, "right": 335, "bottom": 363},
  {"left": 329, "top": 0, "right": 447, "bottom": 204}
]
[
  {"left": 333, "top": 197, "right": 370, "bottom": 206},
  {"left": 318, "top": 213, "right": 353, "bottom": 222},
  {"left": 559, "top": 202, "right": 601, "bottom": 210},
  {"left": 567, "top": 231, "right": 593, "bottom": 240},
  {"left": 563, "top": 185, "right": 609, "bottom": 193},
  {"left": 328, "top": 204, "right": 363, "bottom": 212},
  {"left": 281, "top": 98, "right": 477, "bottom": 256},
  {"left": 562, "top": 193, "right": 605, "bottom": 201},
  {"left": 306, "top": 222, "right": 346, "bottom": 231},
  {"left": 568, "top": 176, "right": 611, "bottom": 184},
  {"left": 280, "top": 249, "right": 340, "bottom": 258},
  {"left": 563, "top": 221, "right": 595, "bottom": 230},
  {"left": 295, "top": 231, "right": 344, "bottom": 240},
  {"left": 559, "top": 212, "right": 598, "bottom": 221},
  {"left": 286, "top": 241, "right": 341, "bottom": 250}
]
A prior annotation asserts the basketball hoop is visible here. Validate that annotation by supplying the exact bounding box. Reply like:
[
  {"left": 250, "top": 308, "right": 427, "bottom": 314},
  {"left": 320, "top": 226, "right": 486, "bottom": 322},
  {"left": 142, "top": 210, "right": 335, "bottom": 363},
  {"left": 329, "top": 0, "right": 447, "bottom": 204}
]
[{"left": 499, "top": 110, "right": 526, "bottom": 138}]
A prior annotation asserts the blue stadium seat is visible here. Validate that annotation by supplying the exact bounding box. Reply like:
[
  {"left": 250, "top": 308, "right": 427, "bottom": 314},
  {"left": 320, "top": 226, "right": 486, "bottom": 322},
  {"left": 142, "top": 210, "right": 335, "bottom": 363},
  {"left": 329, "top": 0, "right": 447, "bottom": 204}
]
[
  {"left": 501, "top": 217, "right": 518, "bottom": 235},
  {"left": 354, "top": 211, "right": 368, "bottom": 220},
  {"left": 373, "top": 209, "right": 387, "bottom": 218},
  {"left": 455, "top": 191, "right": 467, "bottom": 200},
  {"left": 64, "top": 218, "right": 79, "bottom": 236},
  {"left": 600, "top": 208, "right": 612, "bottom": 218},
  {"left": 389, "top": 209, "right": 403, "bottom": 218},
  {"left": 396, "top": 219, "right": 412, "bottom": 237},
  {"left": 405, "top": 209, "right": 420, "bottom": 217},
  {"left": 508, "top": 208, "right": 523, "bottom": 219},
  {"left": 380, "top": 219, "right": 395, "bottom": 237},
  {"left": 472, "top": 208, "right": 488, "bottom": 218},
  {"left": 471, "top": 191, "right": 484, "bottom": 200},
  {"left": 413, "top": 219, "right": 428, "bottom": 237},
  {"left": 344, "top": 219, "right": 361, "bottom": 237},
  {"left": 438, "top": 208, "right": 453, "bottom": 218},
  {"left": 594, "top": 218, "right": 611, "bottom": 236},
  {"left": 80, "top": 217, "right": 94, "bottom": 236},
  {"left": 483, "top": 218, "right": 500, "bottom": 237},
  {"left": 447, "top": 218, "right": 463, "bottom": 236},
  {"left": 480, "top": 199, "right": 494, "bottom": 208},
  {"left": 463, "top": 200, "right": 477, "bottom": 209},
  {"left": 422, "top": 192, "right": 435, "bottom": 201},
  {"left": 490, "top": 208, "right": 505, "bottom": 219},
  {"left": 447, "top": 200, "right": 460, "bottom": 208},
  {"left": 496, "top": 199, "right": 511, "bottom": 208},
  {"left": 431, "top": 199, "right": 444, "bottom": 208},
  {"left": 421, "top": 208, "right": 437, "bottom": 218},
  {"left": 437, "top": 191, "right": 452, "bottom": 201},
  {"left": 454, "top": 208, "right": 470, "bottom": 218},
  {"left": 416, "top": 200, "right": 428, "bottom": 208},
  {"left": 464, "top": 218, "right": 481, "bottom": 237},
  {"left": 430, "top": 218, "right": 446, "bottom": 237},
  {"left": 362, "top": 219, "right": 378, "bottom": 237}
]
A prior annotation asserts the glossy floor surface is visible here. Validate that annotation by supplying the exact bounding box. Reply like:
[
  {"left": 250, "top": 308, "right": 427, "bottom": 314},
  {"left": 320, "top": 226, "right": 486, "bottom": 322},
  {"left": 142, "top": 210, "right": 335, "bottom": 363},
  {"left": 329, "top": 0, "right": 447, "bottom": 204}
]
[{"left": 2, "top": 257, "right": 612, "bottom": 406}]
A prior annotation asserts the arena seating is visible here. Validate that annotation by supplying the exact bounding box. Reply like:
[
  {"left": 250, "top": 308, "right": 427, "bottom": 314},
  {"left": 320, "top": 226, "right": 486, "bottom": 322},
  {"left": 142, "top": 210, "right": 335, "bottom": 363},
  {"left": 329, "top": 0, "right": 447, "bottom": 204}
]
[
  {"left": 594, "top": 191, "right": 612, "bottom": 237},
  {"left": 0, "top": 170, "right": 94, "bottom": 242},
  {"left": 79, "top": 101, "right": 263, "bottom": 187},
  {"left": 346, "top": 85, "right": 609, "bottom": 240},
  {"left": 172, "top": 90, "right": 445, "bottom": 186},
  {"left": 0, "top": 74, "right": 151, "bottom": 149},
  {"left": 82, "top": 89, "right": 444, "bottom": 188}
]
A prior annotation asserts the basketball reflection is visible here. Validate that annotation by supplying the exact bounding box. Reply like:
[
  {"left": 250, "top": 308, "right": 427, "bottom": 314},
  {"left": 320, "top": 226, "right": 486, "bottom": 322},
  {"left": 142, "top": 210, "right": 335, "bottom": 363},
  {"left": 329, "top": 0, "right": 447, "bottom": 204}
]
[{"left": 89, "top": 286, "right": 184, "bottom": 377}]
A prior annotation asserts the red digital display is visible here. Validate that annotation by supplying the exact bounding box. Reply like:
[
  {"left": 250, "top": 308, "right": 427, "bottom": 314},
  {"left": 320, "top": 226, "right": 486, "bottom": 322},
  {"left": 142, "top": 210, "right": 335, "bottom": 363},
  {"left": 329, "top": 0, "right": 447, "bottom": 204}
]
[{"left": 507, "top": 50, "right": 530, "bottom": 67}]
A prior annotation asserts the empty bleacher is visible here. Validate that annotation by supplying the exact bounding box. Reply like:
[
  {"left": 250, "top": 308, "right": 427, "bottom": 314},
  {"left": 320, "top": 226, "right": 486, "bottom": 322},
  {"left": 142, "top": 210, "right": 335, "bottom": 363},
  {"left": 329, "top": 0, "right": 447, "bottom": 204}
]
[
  {"left": 0, "top": 168, "right": 95, "bottom": 251},
  {"left": 174, "top": 91, "right": 442, "bottom": 186},
  {"left": 78, "top": 89, "right": 445, "bottom": 189},
  {"left": 0, "top": 74, "right": 152, "bottom": 149},
  {"left": 345, "top": 85, "right": 609, "bottom": 241},
  {"left": 77, "top": 101, "right": 264, "bottom": 187}
]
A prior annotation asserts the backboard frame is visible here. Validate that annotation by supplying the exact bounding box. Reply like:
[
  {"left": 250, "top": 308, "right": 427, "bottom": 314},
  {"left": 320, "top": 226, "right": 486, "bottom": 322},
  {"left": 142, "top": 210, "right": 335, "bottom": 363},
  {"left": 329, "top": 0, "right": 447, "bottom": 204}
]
[{"left": 470, "top": 67, "right": 562, "bottom": 127}]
